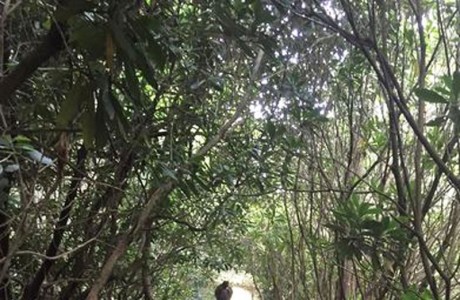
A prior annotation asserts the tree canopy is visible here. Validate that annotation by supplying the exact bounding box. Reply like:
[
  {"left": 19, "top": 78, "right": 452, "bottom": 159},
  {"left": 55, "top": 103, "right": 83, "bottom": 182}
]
[{"left": 0, "top": 0, "right": 459, "bottom": 299}]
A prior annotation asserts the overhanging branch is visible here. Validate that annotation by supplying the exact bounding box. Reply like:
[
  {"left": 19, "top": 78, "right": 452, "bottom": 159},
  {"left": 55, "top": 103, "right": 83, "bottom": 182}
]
[{"left": 0, "top": 23, "right": 65, "bottom": 105}]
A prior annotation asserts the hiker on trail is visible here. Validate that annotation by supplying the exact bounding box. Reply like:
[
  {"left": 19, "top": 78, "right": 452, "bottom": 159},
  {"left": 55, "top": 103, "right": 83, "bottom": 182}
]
[{"left": 215, "top": 281, "right": 233, "bottom": 300}]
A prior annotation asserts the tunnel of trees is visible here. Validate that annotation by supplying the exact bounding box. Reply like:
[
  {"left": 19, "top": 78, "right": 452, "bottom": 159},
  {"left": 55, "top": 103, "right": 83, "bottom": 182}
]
[{"left": 0, "top": 0, "right": 459, "bottom": 299}]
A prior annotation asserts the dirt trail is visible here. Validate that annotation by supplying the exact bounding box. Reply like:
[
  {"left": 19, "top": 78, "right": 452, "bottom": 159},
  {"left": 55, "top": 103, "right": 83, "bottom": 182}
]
[
  {"left": 231, "top": 286, "right": 254, "bottom": 299},
  {"left": 217, "top": 270, "right": 259, "bottom": 300}
]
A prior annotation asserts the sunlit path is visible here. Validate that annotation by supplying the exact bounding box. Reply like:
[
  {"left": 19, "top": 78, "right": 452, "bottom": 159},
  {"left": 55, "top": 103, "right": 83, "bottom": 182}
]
[
  {"left": 216, "top": 270, "right": 259, "bottom": 300},
  {"left": 231, "top": 286, "right": 253, "bottom": 300}
]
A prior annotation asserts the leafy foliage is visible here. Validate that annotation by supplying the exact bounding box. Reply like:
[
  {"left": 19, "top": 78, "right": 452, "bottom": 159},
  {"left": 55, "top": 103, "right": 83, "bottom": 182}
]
[{"left": 0, "top": 0, "right": 460, "bottom": 299}]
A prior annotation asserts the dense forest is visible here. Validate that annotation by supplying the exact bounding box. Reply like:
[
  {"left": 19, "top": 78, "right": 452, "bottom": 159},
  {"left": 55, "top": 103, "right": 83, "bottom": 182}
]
[{"left": 0, "top": 0, "right": 459, "bottom": 299}]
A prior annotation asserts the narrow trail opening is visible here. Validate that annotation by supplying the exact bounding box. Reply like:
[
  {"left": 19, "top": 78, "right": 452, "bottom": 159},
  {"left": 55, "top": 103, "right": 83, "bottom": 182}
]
[{"left": 216, "top": 270, "right": 259, "bottom": 300}]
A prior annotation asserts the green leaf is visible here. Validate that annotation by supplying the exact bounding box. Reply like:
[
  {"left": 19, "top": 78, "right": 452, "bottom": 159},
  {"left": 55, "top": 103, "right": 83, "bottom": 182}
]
[
  {"left": 132, "top": 17, "right": 168, "bottom": 70},
  {"left": 55, "top": 0, "right": 96, "bottom": 21},
  {"left": 57, "top": 78, "right": 92, "bottom": 126},
  {"left": 70, "top": 20, "right": 106, "bottom": 59},
  {"left": 124, "top": 62, "right": 142, "bottom": 106},
  {"left": 237, "top": 39, "right": 255, "bottom": 57},
  {"left": 434, "top": 86, "right": 450, "bottom": 97},
  {"left": 271, "top": 0, "right": 288, "bottom": 14},
  {"left": 453, "top": 71, "right": 460, "bottom": 99},
  {"left": 265, "top": 120, "right": 276, "bottom": 138},
  {"left": 191, "top": 80, "right": 206, "bottom": 90},
  {"left": 336, "top": 240, "right": 354, "bottom": 259},
  {"left": 324, "top": 223, "right": 345, "bottom": 233},
  {"left": 16, "top": 143, "right": 34, "bottom": 152},
  {"left": 420, "top": 290, "right": 433, "bottom": 300},
  {"left": 101, "top": 80, "right": 116, "bottom": 120},
  {"left": 414, "top": 88, "right": 448, "bottom": 104},
  {"left": 109, "top": 92, "right": 129, "bottom": 138},
  {"left": 110, "top": 21, "right": 158, "bottom": 90},
  {"left": 145, "top": 39, "right": 168, "bottom": 71},
  {"left": 0, "top": 135, "right": 12, "bottom": 147},
  {"left": 186, "top": 179, "right": 200, "bottom": 196},
  {"left": 425, "top": 116, "right": 446, "bottom": 127},
  {"left": 178, "top": 181, "right": 191, "bottom": 198},
  {"left": 162, "top": 166, "right": 178, "bottom": 181},
  {"left": 217, "top": 9, "right": 247, "bottom": 37},
  {"left": 400, "top": 291, "right": 418, "bottom": 300},
  {"left": 191, "top": 173, "right": 211, "bottom": 191},
  {"left": 382, "top": 216, "right": 390, "bottom": 228},
  {"left": 401, "top": 287, "right": 432, "bottom": 300},
  {"left": 81, "top": 100, "right": 96, "bottom": 148},
  {"left": 362, "top": 220, "right": 384, "bottom": 237},
  {"left": 448, "top": 106, "right": 460, "bottom": 126},
  {"left": 13, "top": 135, "right": 31, "bottom": 143},
  {"left": 209, "top": 76, "right": 224, "bottom": 92},
  {"left": 132, "top": 16, "right": 170, "bottom": 70},
  {"left": 441, "top": 74, "right": 453, "bottom": 89},
  {"left": 252, "top": 0, "right": 276, "bottom": 25},
  {"left": 95, "top": 101, "right": 109, "bottom": 149}
]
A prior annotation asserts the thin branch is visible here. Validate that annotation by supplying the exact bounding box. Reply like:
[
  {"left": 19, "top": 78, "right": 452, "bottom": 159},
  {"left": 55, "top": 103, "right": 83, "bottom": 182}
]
[
  {"left": 85, "top": 51, "right": 266, "bottom": 300},
  {"left": 22, "top": 146, "right": 87, "bottom": 300}
]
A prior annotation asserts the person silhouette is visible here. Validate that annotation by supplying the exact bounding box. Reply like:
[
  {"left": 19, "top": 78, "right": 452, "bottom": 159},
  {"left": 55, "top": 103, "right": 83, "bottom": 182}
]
[{"left": 215, "top": 281, "right": 233, "bottom": 300}]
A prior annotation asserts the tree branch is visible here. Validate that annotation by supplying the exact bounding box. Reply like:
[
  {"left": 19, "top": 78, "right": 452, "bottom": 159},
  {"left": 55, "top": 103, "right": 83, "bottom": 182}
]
[
  {"left": 85, "top": 52, "right": 265, "bottom": 299},
  {"left": 22, "top": 146, "right": 86, "bottom": 300},
  {"left": 0, "top": 22, "right": 65, "bottom": 105}
]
